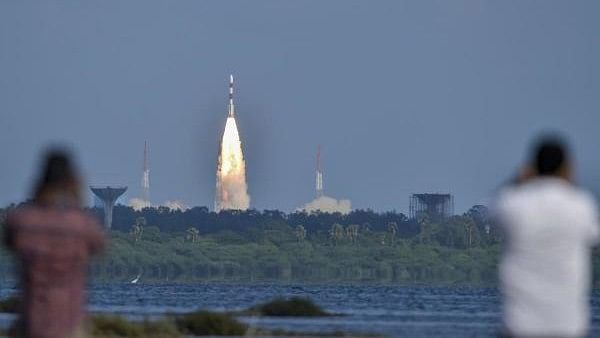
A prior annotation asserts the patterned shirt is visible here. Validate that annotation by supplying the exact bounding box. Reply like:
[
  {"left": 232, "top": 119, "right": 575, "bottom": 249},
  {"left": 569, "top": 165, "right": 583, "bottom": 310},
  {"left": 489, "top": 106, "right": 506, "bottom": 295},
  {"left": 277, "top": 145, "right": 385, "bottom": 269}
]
[{"left": 5, "top": 206, "right": 105, "bottom": 338}]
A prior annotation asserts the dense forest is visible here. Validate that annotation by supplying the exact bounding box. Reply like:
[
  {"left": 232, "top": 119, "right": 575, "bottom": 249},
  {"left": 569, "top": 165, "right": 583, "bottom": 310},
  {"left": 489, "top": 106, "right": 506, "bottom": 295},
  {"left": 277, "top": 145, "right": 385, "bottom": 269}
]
[
  {"left": 0, "top": 203, "right": 508, "bottom": 284},
  {"left": 87, "top": 204, "right": 502, "bottom": 283},
  {"left": 5, "top": 203, "right": 600, "bottom": 285}
]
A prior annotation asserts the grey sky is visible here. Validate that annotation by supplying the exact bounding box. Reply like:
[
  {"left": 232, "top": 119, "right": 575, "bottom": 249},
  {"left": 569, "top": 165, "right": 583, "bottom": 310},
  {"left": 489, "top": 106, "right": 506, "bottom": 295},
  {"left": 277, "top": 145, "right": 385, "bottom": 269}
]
[{"left": 1, "top": 1, "right": 598, "bottom": 213}]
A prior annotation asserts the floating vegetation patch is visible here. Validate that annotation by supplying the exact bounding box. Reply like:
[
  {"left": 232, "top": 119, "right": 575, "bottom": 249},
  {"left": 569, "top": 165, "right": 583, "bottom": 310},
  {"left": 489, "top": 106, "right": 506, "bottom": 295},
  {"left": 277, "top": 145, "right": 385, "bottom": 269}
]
[{"left": 243, "top": 297, "right": 331, "bottom": 317}]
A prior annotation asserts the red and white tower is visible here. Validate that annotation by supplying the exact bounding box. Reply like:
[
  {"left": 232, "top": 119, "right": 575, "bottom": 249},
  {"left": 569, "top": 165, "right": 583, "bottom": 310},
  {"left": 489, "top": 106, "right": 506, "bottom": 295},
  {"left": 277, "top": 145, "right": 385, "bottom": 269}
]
[{"left": 141, "top": 141, "right": 150, "bottom": 208}]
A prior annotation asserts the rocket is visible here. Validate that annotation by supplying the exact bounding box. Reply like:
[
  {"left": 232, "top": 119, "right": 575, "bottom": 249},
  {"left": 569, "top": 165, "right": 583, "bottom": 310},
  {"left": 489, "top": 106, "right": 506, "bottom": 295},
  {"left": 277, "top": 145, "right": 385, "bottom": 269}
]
[{"left": 228, "top": 74, "right": 235, "bottom": 117}]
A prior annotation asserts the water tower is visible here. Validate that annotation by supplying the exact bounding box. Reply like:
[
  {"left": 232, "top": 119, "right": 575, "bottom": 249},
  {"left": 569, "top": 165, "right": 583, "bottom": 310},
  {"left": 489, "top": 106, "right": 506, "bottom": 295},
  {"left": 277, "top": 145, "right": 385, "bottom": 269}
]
[{"left": 90, "top": 186, "right": 127, "bottom": 229}]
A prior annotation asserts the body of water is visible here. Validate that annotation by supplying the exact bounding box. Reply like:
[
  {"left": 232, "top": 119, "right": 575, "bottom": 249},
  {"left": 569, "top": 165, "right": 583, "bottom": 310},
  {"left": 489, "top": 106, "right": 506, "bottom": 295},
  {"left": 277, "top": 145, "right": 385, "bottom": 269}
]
[{"left": 2, "top": 283, "right": 600, "bottom": 337}]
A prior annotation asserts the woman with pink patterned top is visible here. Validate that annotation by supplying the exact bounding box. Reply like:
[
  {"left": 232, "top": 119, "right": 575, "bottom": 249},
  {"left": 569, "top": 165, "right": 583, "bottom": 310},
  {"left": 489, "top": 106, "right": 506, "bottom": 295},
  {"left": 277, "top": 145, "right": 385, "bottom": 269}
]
[{"left": 4, "top": 150, "right": 105, "bottom": 338}]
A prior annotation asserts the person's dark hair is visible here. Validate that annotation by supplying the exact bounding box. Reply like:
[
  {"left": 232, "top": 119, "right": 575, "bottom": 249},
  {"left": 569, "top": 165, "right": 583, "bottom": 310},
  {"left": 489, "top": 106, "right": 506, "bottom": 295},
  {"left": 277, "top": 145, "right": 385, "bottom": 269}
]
[
  {"left": 531, "top": 135, "right": 569, "bottom": 176},
  {"left": 33, "top": 149, "right": 81, "bottom": 207}
]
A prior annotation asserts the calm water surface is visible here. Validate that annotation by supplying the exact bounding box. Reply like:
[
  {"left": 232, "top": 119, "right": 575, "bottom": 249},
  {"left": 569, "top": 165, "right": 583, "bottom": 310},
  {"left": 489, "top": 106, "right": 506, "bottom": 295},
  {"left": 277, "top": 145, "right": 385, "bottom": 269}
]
[{"left": 2, "top": 283, "right": 600, "bottom": 337}]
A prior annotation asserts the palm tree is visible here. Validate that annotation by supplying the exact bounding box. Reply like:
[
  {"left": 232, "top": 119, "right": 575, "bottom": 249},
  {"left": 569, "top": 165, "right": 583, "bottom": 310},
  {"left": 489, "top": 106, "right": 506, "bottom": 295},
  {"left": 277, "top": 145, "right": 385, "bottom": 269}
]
[
  {"left": 417, "top": 213, "right": 432, "bottom": 244},
  {"left": 346, "top": 224, "right": 359, "bottom": 243},
  {"left": 130, "top": 216, "right": 146, "bottom": 243},
  {"left": 361, "top": 222, "right": 372, "bottom": 233},
  {"left": 464, "top": 219, "right": 475, "bottom": 248},
  {"left": 294, "top": 225, "right": 307, "bottom": 242},
  {"left": 186, "top": 227, "right": 200, "bottom": 243},
  {"left": 329, "top": 223, "right": 344, "bottom": 246},
  {"left": 387, "top": 222, "right": 398, "bottom": 245}
]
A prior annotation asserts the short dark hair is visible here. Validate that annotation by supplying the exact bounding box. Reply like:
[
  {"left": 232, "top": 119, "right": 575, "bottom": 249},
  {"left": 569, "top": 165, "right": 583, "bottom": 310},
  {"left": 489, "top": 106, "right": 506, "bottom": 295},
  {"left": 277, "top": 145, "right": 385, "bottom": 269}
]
[
  {"left": 33, "top": 148, "right": 81, "bottom": 206},
  {"left": 532, "top": 136, "right": 569, "bottom": 176}
]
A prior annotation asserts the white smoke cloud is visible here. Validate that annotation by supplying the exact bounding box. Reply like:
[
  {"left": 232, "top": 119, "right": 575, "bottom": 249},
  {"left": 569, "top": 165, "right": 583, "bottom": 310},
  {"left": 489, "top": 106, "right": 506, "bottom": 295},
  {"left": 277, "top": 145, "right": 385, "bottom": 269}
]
[
  {"left": 164, "top": 200, "right": 189, "bottom": 211},
  {"left": 128, "top": 198, "right": 189, "bottom": 211},
  {"left": 300, "top": 195, "right": 352, "bottom": 214},
  {"left": 129, "top": 198, "right": 148, "bottom": 211}
]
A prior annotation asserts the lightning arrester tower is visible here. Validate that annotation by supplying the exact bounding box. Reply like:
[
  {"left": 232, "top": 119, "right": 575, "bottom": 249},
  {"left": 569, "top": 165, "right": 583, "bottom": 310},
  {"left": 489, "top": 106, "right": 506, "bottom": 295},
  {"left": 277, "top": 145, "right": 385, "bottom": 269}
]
[
  {"left": 316, "top": 145, "right": 324, "bottom": 198},
  {"left": 90, "top": 186, "right": 127, "bottom": 229},
  {"left": 142, "top": 141, "right": 150, "bottom": 208}
]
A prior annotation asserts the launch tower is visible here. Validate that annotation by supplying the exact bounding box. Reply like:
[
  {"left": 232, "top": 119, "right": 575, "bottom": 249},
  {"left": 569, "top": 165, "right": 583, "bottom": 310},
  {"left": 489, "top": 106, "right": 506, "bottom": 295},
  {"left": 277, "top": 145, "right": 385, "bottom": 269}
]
[
  {"left": 316, "top": 145, "right": 324, "bottom": 198},
  {"left": 141, "top": 141, "right": 150, "bottom": 208}
]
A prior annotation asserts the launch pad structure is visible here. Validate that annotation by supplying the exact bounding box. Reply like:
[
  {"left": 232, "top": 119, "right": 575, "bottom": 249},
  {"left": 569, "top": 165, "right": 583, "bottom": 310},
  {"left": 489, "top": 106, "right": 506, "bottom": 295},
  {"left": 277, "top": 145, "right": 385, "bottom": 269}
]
[
  {"left": 141, "top": 141, "right": 150, "bottom": 208},
  {"left": 90, "top": 186, "right": 127, "bottom": 229},
  {"left": 409, "top": 193, "right": 454, "bottom": 220}
]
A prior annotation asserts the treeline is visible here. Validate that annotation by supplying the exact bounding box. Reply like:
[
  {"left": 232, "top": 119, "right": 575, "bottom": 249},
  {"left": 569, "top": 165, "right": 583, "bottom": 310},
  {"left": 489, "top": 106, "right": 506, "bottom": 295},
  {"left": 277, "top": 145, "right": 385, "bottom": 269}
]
[
  {"left": 103, "top": 205, "right": 493, "bottom": 243},
  {"left": 89, "top": 231, "right": 501, "bottom": 284},
  {"left": 4, "top": 203, "right": 600, "bottom": 285},
  {"left": 1, "top": 204, "right": 503, "bottom": 284},
  {"left": 105, "top": 205, "right": 419, "bottom": 235},
  {"left": 89, "top": 204, "right": 500, "bottom": 283}
]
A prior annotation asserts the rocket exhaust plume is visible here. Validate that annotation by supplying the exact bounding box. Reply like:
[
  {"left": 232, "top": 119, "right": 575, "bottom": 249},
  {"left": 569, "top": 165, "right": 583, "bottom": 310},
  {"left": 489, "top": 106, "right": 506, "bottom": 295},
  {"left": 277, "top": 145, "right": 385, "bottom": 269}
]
[{"left": 215, "top": 75, "right": 250, "bottom": 211}]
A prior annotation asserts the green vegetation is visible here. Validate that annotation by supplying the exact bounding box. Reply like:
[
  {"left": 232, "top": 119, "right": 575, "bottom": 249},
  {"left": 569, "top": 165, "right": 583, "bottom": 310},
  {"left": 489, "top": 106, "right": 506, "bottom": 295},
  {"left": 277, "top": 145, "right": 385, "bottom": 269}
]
[
  {"left": 87, "top": 225, "right": 501, "bottom": 284},
  {"left": 92, "top": 316, "right": 180, "bottom": 338},
  {"left": 244, "top": 297, "right": 331, "bottom": 317},
  {"left": 175, "top": 311, "right": 247, "bottom": 336},
  {"left": 0, "top": 204, "right": 507, "bottom": 284},
  {"left": 91, "top": 311, "right": 374, "bottom": 337},
  {"left": 80, "top": 205, "right": 501, "bottom": 284}
]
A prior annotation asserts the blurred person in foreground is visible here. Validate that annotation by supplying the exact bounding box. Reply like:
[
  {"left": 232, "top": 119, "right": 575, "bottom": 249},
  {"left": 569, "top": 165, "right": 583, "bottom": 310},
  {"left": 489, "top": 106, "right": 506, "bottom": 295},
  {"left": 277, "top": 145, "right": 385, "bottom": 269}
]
[
  {"left": 495, "top": 136, "right": 599, "bottom": 338},
  {"left": 4, "top": 150, "right": 105, "bottom": 338}
]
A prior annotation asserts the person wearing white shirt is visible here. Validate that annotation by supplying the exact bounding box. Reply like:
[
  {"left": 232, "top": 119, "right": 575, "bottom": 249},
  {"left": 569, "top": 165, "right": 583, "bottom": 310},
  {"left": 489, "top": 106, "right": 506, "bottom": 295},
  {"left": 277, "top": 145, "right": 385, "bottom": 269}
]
[{"left": 495, "top": 136, "right": 599, "bottom": 338}]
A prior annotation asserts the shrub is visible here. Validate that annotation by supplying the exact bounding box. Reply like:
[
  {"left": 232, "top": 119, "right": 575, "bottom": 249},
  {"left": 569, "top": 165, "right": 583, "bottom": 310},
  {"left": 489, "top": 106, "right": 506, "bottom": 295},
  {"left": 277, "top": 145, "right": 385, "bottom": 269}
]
[
  {"left": 91, "top": 315, "right": 179, "bottom": 338},
  {"left": 247, "top": 297, "right": 329, "bottom": 317},
  {"left": 175, "top": 311, "right": 247, "bottom": 336}
]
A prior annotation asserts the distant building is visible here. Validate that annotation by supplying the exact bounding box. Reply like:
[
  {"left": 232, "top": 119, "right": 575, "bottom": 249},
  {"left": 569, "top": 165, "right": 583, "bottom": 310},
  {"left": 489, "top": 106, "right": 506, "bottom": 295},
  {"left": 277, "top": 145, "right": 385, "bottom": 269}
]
[{"left": 409, "top": 193, "right": 454, "bottom": 220}]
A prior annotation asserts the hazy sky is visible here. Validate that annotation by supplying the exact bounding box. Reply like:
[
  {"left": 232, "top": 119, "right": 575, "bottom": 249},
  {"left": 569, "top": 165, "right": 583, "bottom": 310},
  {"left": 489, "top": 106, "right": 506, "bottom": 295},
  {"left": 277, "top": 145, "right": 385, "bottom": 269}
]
[{"left": 1, "top": 1, "right": 598, "bottom": 213}]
